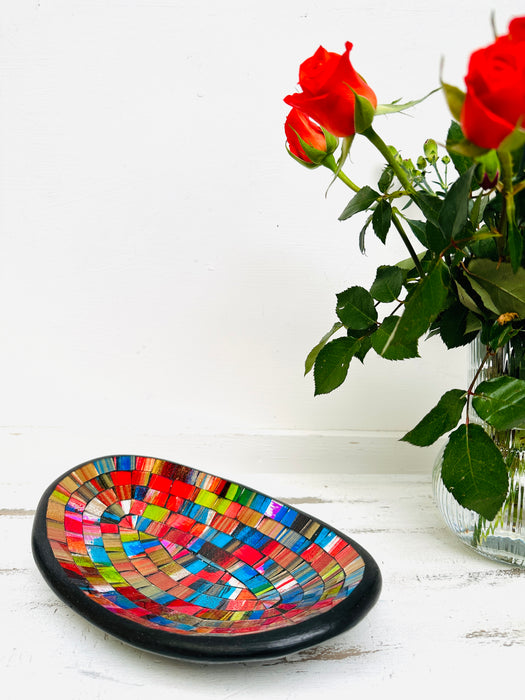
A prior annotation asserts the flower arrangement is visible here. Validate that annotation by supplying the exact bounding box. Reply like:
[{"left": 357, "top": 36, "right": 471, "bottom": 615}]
[{"left": 284, "top": 16, "right": 525, "bottom": 521}]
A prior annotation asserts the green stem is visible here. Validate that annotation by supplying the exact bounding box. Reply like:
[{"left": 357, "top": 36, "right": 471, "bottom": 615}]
[
  {"left": 391, "top": 210, "right": 425, "bottom": 276},
  {"left": 466, "top": 348, "right": 491, "bottom": 425},
  {"left": 324, "top": 158, "right": 360, "bottom": 193},
  {"left": 497, "top": 149, "right": 514, "bottom": 258},
  {"left": 335, "top": 169, "right": 360, "bottom": 193},
  {"left": 362, "top": 125, "right": 417, "bottom": 196},
  {"left": 363, "top": 126, "right": 431, "bottom": 275}
]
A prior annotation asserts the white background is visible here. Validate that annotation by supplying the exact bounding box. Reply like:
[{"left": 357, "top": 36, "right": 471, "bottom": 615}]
[{"left": 2, "top": 0, "right": 524, "bottom": 469}]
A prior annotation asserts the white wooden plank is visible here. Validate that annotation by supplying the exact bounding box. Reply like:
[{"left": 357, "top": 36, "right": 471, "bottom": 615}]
[{"left": 2, "top": 472, "right": 523, "bottom": 697}]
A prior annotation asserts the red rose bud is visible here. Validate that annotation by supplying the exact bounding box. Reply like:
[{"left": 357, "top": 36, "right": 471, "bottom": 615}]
[
  {"left": 461, "top": 16, "right": 525, "bottom": 150},
  {"left": 284, "top": 108, "right": 339, "bottom": 168},
  {"left": 284, "top": 42, "right": 377, "bottom": 138}
]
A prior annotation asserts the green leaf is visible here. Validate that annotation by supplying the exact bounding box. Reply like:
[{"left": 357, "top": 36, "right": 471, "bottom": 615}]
[
  {"left": 395, "top": 251, "right": 428, "bottom": 272},
  {"left": 446, "top": 121, "right": 474, "bottom": 175},
  {"left": 438, "top": 165, "right": 476, "bottom": 242},
  {"left": 507, "top": 218, "right": 523, "bottom": 274},
  {"left": 441, "top": 82, "right": 465, "bottom": 122},
  {"left": 372, "top": 199, "right": 392, "bottom": 243},
  {"left": 441, "top": 423, "right": 509, "bottom": 520},
  {"left": 354, "top": 334, "right": 372, "bottom": 363},
  {"left": 472, "top": 376, "right": 525, "bottom": 430},
  {"left": 336, "top": 286, "right": 378, "bottom": 329},
  {"left": 339, "top": 186, "right": 379, "bottom": 221},
  {"left": 467, "top": 259, "right": 525, "bottom": 318},
  {"left": 305, "top": 322, "right": 343, "bottom": 375},
  {"left": 485, "top": 318, "right": 518, "bottom": 351},
  {"left": 412, "top": 192, "right": 442, "bottom": 228},
  {"left": 374, "top": 88, "right": 440, "bottom": 116},
  {"left": 426, "top": 220, "right": 450, "bottom": 255},
  {"left": 438, "top": 302, "right": 478, "bottom": 349},
  {"left": 405, "top": 218, "right": 428, "bottom": 247},
  {"left": 455, "top": 279, "right": 481, "bottom": 314},
  {"left": 358, "top": 214, "right": 373, "bottom": 254},
  {"left": 381, "top": 261, "right": 449, "bottom": 355},
  {"left": 378, "top": 166, "right": 394, "bottom": 193},
  {"left": 469, "top": 191, "right": 489, "bottom": 228},
  {"left": 313, "top": 337, "right": 358, "bottom": 395},
  {"left": 401, "top": 389, "right": 467, "bottom": 446},
  {"left": 370, "top": 266, "right": 403, "bottom": 303},
  {"left": 371, "top": 315, "right": 419, "bottom": 360}
]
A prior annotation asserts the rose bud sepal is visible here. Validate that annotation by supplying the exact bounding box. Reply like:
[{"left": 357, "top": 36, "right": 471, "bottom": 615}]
[
  {"left": 352, "top": 90, "right": 376, "bottom": 134},
  {"left": 286, "top": 125, "right": 339, "bottom": 169}
]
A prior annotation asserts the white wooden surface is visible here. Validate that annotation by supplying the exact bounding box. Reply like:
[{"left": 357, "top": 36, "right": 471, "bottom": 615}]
[{"left": 3, "top": 431, "right": 524, "bottom": 698}]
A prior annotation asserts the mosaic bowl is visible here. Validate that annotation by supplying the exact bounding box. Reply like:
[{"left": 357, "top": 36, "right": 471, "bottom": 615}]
[{"left": 32, "top": 455, "right": 381, "bottom": 662}]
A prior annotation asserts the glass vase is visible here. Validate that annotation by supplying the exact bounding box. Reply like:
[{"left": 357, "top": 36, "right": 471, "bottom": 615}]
[{"left": 432, "top": 337, "right": 525, "bottom": 567}]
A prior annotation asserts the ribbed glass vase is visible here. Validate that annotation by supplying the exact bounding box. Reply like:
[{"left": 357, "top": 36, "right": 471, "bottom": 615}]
[{"left": 432, "top": 337, "right": 525, "bottom": 567}]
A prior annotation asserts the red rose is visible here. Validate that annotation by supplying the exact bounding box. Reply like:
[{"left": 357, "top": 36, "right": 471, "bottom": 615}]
[
  {"left": 461, "top": 17, "right": 525, "bottom": 150},
  {"left": 284, "top": 42, "right": 377, "bottom": 138},
  {"left": 284, "top": 108, "right": 338, "bottom": 167}
]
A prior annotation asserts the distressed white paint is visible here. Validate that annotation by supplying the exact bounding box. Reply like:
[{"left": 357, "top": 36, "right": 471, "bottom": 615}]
[{"left": 2, "top": 457, "right": 524, "bottom": 698}]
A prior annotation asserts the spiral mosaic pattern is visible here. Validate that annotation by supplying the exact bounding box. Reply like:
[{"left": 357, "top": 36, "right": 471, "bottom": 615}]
[{"left": 44, "top": 456, "right": 365, "bottom": 636}]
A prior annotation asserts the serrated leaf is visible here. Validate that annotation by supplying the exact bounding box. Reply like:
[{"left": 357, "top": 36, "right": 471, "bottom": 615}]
[
  {"left": 304, "top": 322, "right": 343, "bottom": 375},
  {"left": 467, "top": 259, "right": 525, "bottom": 318},
  {"left": 438, "top": 165, "right": 476, "bottom": 242},
  {"left": 372, "top": 199, "right": 392, "bottom": 243},
  {"left": 441, "top": 423, "right": 508, "bottom": 520},
  {"left": 354, "top": 335, "right": 372, "bottom": 363},
  {"left": 469, "top": 191, "right": 489, "bottom": 228},
  {"left": 401, "top": 389, "right": 467, "bottom": 446},
  {"left": 405, "top": 218, "right": 428, "bottom": 247},
  {"left": 371, "top": 315, "right": 419, "bottom": 360},
  {"left": 446, "top": 121, "right": 474, "bottom": 175},
  {"left": 426, "top": 220, "right": 449, "bottom": 254},
  {"left": 378, "top": 166, "right": 394, "bottom": 193},
  {"left": 438, "top": 302, "right": 478, "bottom": 349},
  {"left": 381, "top": 261, "right": 449, "bottom": 355},
  {"left": 370, "top": 266, "right": 403, "bottom": 303},
  {"left": 313, "top": 337, "right": 358, "bottom": 395},
  {"left": 455, "top": 280, "right": 481, "bottom": 314},
  {"left": 336, "top": 286, "right": 378, "bottom": 329},
  {"left": 412, "top": 192, "right": 442, "bottom": 228},
  {"left": 472, "top": 376, "right": 525, "bottom": 430},
  {"left": 339, "top": 186, "right": 379, "bottom": 221}
]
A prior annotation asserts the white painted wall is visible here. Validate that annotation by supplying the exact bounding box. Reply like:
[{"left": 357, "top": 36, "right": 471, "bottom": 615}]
[{"left": 1, "top": 0, "right": 523, "bottom": 442}]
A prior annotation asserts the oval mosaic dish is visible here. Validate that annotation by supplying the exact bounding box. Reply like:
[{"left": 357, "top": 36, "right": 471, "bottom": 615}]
[{"left": 32, "top": 455, "right": 381, "bottom": 662}]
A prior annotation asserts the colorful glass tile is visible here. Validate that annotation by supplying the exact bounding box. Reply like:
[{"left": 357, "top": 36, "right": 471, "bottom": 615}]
[{"left": 32, "top": 455, "right": 381, "bottom": 662}]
